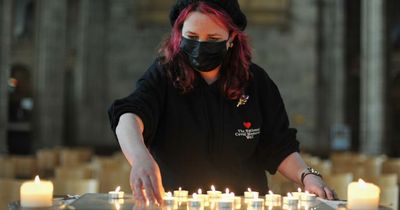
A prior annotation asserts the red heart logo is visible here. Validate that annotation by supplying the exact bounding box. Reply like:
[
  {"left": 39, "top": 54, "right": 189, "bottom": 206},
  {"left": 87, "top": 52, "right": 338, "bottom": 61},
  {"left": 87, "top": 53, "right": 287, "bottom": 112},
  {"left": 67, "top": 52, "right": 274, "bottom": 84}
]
[{"left": 243, "top": 122, "right": 251, "bottom": 129}]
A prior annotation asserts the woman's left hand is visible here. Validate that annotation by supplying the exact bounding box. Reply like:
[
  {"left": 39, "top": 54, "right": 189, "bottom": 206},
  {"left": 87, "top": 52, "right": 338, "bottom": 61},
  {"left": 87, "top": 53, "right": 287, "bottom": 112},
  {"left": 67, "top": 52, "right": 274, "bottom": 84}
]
[{"left": 303, "top": 175, "right": 336, "bottom": 200}]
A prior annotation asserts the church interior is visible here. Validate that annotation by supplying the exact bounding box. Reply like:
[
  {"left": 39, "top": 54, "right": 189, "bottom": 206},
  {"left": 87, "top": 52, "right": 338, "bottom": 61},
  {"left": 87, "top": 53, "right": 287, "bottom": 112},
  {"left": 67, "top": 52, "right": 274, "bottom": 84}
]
[{"left": 0, "top": 0, "right": 399, "bottom": 209}]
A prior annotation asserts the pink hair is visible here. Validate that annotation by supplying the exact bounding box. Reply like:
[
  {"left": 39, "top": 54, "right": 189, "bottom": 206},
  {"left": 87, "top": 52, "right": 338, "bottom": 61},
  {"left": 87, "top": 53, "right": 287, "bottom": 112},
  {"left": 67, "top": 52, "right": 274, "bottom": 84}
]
[{"left": 159, "top": 1, "right": 252, "bottom": 100}]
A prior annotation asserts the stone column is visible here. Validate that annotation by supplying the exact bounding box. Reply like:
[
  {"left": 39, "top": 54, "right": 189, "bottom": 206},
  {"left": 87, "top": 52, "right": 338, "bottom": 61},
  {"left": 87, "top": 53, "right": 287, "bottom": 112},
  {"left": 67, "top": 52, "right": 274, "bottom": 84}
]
[
  {"left": 360, "top": 0, "right": 386, "bottom": 154},
  {"left": 317, "top": 0, "right": 346, "bottom": 153},
  {"left": 0, "top": 0, "right": 12, "bottom": 154},
  {"left": 33, "top": 0, "right": 67, "bottom": 149},
  {"left": 70, "top": 0, "right": 108, "bottom": 146}
]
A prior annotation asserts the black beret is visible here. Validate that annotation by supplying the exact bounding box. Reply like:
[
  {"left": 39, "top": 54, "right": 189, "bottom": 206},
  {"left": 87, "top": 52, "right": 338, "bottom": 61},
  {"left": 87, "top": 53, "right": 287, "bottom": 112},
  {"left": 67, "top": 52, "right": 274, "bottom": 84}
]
[{"left": 169, "top": 0, "right": 247, "bottom": 31}]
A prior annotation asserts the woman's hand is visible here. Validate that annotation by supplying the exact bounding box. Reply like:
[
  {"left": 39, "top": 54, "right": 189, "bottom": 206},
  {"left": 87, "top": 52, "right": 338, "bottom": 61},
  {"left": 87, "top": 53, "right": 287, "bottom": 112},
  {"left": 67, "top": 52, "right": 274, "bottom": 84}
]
[
  {"left": 303, "top": 175, "right": 336, "bottom": 200},
  {"left": 130, "top": 150, "right": 165, "bottom": 206}
]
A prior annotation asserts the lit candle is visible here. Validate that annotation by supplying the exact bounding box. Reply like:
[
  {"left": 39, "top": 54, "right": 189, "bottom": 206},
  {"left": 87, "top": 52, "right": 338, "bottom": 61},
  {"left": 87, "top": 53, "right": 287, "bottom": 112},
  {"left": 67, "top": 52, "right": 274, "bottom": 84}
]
[
  {"left": 188, "top": 193, "right": 202, "bottom": 207},
  {"left": 174, "top": 187, "right": 189, "bottom": 197},
  {"left": 244, "top": 188, "right": 259, "bottom": 199},
  {"left": 347, "top": 179, "right": 380, "bottom": 210},
  {"left": 218, "top": 198, "right": 233, "bottom": 209},
  {"left": 250, "top": 194, "right": 264, "bottom": 208},
  {"left": 196, "top": 188, "right": 208, "bottom": 202},
  {"left": 265, "top": 190, "right": 281, "bottom": 203},
  {"left": 163, "top": 192, "right": 175, "bottom": 206},
  {"left": 301, "top": 191, "right": 316, "bottom": 202},
  {"left": 282, "top": 193, "right": 298, "bottom": 206},
  {"left": 109, "top": 186, "right": 124, "bottom": 199},
  {"left": 207, "top": 185, "right": 222, "bottom": 199},
  {"left": 20, "top": 175, "right": 53, "bottom": 208},
  {"left": 221, "top": 188, "right": 235, "bottom": 200},
  {"left": 291, "top": 188, "right": 304, "bottom": 200}
]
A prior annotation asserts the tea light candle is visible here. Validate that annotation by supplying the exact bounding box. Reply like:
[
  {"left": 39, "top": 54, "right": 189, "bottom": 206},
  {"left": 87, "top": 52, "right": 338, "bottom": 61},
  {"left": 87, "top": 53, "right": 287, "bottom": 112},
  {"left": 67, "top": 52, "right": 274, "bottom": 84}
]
[
  {"left": 291, "top": 188, "right": 304, "bottom": 200},
  {"left": 347, "top": 179, "right": 380, "bottom": 210},
  {"left": 188, "top": 193, "right": 202, "bottom": 207},
  {"left": 20, "top": 175, "right": 53, "bottom": 208},
  {"left": 163, "top": 192, "right": 175, "bottom": 206},
  {"left": 218, "top": 198, "right": 233, "bottom": 209},
  {"left": 174, "top": 187, "right": 189, "bottom": 197},
  {"left": 282, "top": 193, "right": 298, "bottom": 206},
  {"left": 244, "top": 188, "right": 259, "bottom": 199},
  {"left": 301, "top": 191, "right": 316, "bottom": 202},
  {"left": 250, "top": 194, "right": 264, "bottom": 208},
  {"left": 265, "top": 190, "right": 281, "bottom": 203},
  {"left": 109, "top": 186, "right": 124, "bottom": 199},
  {"left": 207, "top": 185, "right": 222, "bottom": 198},
  {"left": 221, "top": 188, "right": 235, "bottom": 200},
  {"left": 196, "top": 188, "right": 209, "bottom": 202}
]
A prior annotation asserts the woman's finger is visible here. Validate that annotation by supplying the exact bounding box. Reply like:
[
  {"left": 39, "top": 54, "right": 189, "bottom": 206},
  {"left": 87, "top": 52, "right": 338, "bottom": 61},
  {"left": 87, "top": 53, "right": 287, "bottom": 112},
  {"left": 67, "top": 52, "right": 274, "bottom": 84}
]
[
  {"left": 133, "top": 178, "right": 146, "bottom": 204},
  {"left": 324, "top": 186, "right": 335, "bottom": 200},
  {"left": 142, "top": 176, "right": 156, "bottom": 204},
  {"left": 149, "top": 172, "right": 164, "bottom": 204}
]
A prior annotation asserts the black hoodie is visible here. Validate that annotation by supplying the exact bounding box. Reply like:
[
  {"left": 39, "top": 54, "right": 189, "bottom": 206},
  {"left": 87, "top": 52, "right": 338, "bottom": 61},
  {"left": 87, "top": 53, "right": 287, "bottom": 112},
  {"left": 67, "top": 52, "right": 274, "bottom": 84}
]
[{"left": 108, "top": 58, "right": 299, "bottom": 194}]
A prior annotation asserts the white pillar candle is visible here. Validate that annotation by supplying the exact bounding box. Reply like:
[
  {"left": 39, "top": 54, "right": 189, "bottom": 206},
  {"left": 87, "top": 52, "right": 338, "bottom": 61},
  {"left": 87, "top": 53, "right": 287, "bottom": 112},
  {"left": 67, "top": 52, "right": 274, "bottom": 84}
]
[
  {"left": 244, "top": 188, "right": 259, "bottom": 199},
  {"left": 20, "top": 175, "right": 53, "bottom": 208},
  {"left": 109, "top": 186, "right": 124, "bottom": 199},
  {"left": 174, "top": 187, "right": 189, "bottom": 197},
  {"left": 207, "top": 185, "right": 222, "bottom": 199},
  {"left": 265, "top": 190, "right": 281, "bottom": 203},
  {"left": 347, "top": 179, "right": 380, "bottom": 210}
]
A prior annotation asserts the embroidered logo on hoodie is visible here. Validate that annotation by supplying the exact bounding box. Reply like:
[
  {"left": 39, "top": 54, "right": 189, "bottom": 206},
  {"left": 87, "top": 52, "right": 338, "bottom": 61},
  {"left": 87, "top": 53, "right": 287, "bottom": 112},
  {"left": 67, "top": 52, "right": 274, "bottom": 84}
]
[{"left": 235, "top": 121, "right": 260, "bottom": 139}]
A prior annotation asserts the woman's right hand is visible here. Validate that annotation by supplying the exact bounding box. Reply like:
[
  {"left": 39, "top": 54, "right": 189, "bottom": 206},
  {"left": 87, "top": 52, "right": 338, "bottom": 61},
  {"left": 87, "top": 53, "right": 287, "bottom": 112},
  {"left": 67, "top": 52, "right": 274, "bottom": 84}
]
[{"left": 130, "top": 149, "right": 165, "bottom": 206}]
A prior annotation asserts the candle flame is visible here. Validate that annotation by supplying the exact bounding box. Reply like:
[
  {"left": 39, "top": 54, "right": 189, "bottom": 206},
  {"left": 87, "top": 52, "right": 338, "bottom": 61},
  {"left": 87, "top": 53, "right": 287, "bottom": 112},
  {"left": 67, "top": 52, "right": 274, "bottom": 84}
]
[
  {"left": 305, "top": 190, "right": 309, "bottom": 194},
  {"left": 198, "top": 188, "right": 202, "bottom": 194},
  {"left": 297, "top": 188, "right": 302, "bottom": 192},
  {"left": 179, "top": 187, "right": 182, "bottom": 191},
  {"left": 34, "top": 175, "right": 40, "bottom": 183},
  {"left": 225, "top": 188, "right": 230, "bottom": 194},
  {"left": 115, "top": 186, "right": 121, "bottom": 192},
  {"left": 287, "top": 193, "right": 292, "bottom": 198},
  {"left": 167, "top": 191, "right": 172, "bottom": 198},
  {"left": 230, "top": 192, "right": 235, "bottom": 197},
  {"left": 247, "top": 188, "right": 252, "bottom": 192},
  {"left": 211, "top": 185, "right": 215, "bottom": 191},
  {"left": 193, "top": 193, "right": 198, "bottom": 199},
  {"left": 268, "top": 190, "right": 274, "bottom": 195},
  {"left": 358, "top": 179, "right": 366, "bottom": 188}
]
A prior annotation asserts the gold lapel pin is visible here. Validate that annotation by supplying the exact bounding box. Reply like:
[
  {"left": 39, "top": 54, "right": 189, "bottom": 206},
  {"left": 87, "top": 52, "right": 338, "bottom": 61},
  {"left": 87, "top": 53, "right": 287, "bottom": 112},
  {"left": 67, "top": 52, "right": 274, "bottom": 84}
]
[{"left": 236, "top": 94, "right": 249, "bottom": 107}]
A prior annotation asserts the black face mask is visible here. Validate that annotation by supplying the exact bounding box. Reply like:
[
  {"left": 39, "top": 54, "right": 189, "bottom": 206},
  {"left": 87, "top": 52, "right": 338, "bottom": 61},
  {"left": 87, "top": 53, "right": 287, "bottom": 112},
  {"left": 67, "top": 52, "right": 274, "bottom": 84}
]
[{"left": 180, "top": 36, "right": 228, "bottom": 72}]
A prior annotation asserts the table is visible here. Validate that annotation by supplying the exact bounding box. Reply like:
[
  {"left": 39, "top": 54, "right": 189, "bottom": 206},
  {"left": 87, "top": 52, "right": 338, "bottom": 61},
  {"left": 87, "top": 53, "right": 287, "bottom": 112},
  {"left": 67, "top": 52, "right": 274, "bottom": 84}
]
[{"left": 8, "top": 193, "right": 392, "bottom": 210}]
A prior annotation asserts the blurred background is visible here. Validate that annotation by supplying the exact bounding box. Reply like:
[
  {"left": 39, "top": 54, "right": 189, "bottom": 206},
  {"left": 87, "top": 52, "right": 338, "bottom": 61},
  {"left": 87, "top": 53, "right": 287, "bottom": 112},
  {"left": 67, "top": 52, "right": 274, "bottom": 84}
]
[{"left": 0, "top": 0, "right": 399, "bottom": 208}]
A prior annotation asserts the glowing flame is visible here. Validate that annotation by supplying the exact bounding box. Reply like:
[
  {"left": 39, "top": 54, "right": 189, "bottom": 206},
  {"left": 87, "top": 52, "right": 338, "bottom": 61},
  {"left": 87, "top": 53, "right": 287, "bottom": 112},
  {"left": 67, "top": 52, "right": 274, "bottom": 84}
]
[
  {"left": 34, "top": 175, "right": 40, "bottom": 183},
  {"left": 247, "top": 188, "right": 252, "bottom": 192},
  {"left": 268, "top": 190, "right": 274, "bottom": 195},
  {"left": 115, "top": 186, "right": 121, "bottom": 192},
  {"left": 297, "top": 188, "right": 302, "bottom": 192},
  {"left": 198, "top": 189, "right": 202, "bottom": 194},
  {"left": 211, "top": 185, "right": 215, "bottom": 191}
]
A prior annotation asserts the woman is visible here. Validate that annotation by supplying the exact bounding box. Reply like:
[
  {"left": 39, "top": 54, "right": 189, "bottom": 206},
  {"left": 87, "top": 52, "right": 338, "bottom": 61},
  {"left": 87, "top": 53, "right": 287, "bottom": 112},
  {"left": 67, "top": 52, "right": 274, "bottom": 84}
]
[{"left": 108, "top": 0, "right": 335, "bottom": 205}]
